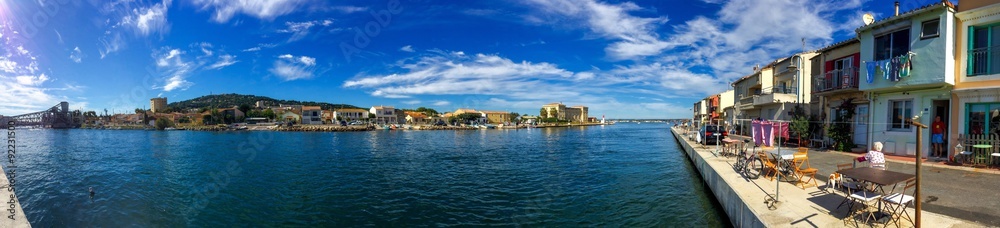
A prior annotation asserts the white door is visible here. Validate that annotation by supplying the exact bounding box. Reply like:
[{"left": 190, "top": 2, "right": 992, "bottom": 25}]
[{"left": 854, "top": 105, "right": 869, "bottom": 146}]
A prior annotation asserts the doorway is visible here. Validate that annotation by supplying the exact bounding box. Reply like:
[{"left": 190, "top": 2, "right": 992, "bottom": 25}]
[
  {"left": 932, "top": 100, "right": 950, "bottom": 158},
  {"left": 853, "top": 104, "right": 869, "bottom": 147}
]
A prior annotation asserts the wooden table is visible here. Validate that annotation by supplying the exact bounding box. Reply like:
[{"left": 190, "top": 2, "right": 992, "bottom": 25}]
[{"left": 722, "top": 139, "right": 740, "bottom": 156}]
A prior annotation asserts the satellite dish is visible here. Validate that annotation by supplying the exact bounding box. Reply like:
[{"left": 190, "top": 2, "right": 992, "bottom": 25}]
[{"left": 863, "top": 13, "right": 875, "bottom": 25}]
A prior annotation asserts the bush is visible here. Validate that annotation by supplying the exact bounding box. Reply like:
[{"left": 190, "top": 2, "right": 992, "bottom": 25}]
[{"left": 155, "top": 118, "right": 175, "bottom": 130}]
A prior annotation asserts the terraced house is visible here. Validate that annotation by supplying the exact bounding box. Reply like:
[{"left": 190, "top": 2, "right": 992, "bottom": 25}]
[
  {"left": 951, "top": 1, "right": 1000, "bottom": 157},
  {"left": 812, "top": 38, "right": 867, "bottom": 148},
  {"left": 857, "top": 2, "right": 956, "bottom": 156}
]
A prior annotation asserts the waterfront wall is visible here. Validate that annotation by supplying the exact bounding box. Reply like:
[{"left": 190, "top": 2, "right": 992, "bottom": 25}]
[{"left": 669, "top": 127, "right": 764, "bottom": 228}]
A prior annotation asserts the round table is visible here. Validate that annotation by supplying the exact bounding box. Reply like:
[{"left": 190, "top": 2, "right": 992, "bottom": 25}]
[{"left": 972, "top": 144, "right": 992, "bottom": 166}]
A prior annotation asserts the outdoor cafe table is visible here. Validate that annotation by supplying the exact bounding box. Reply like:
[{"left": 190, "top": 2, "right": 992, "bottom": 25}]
[
  {"left": 722, "top": 139, "right": 740, "bottom": 156},
  {"left": 768, "top": 149, "right": 796, "bottom": 176},
  {"left": 836, "top": 167, "right": 915, "bottom": 220}
]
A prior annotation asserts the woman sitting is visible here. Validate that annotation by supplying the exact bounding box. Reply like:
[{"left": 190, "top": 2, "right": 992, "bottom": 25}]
[{"left": 856, "top": 141, "right": 887, "bottom": 170}]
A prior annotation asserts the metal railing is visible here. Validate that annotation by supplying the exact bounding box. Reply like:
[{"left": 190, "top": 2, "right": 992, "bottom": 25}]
[
  {"left": 761, "top": 86, "right": 797, "bottom": 95},
  {"left": 969, "top": 45, "right": 1000, "bottom": 76},
  {"left": 815, "top": 67, "right": 860, "bottom": 92}
]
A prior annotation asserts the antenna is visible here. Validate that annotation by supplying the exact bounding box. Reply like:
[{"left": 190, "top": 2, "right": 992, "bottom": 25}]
[{"left": 863, "top": 13, "right": 875, "bottom": 25}]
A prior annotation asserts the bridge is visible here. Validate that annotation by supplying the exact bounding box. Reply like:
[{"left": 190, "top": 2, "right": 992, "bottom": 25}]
[{"left": 1, "top": 102, "right": 75, "bottom": 129}]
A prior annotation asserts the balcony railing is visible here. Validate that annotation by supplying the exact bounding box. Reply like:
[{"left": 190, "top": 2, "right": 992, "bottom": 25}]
[
  {"left": 761, "top": 86, "right": 797, "bottom": 95},
  {"left": 970, "top": 45, "right": 1000, "bottom": 76},
  {"left": 815, "top": 67, "right": 860, "bottom": 92},
  {"left": 739, "top": 96, "right": 755, "bottom": 106}
]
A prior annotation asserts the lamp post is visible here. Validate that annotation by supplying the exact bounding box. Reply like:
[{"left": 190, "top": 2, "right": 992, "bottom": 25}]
[{"left": 906, "top": 116, "right": 928, "bottom": 228}]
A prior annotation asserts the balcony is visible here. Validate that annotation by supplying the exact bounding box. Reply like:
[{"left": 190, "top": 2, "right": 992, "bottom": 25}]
[
  {"left": 754, "top": 86, "right": 798, "bottom": 106},
  {"left": 738, "top": 96, "right": 756, "bottom": 110},
  {"left": 815, "top": 67, "right": 860, "bottom": 94},
  {"left": 970, "top": 45, "right": 1000, "bottom": 76}
]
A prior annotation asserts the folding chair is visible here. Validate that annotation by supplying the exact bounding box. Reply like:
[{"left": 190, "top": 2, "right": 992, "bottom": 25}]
[
  {"left": 795, "top": 147, "right": 809, "bottom": 158},
  {"left": 844, "top": 184, "right": 882, "bottom": 226},
  {"left": 791, "top": 156, "right": 818, "bottom": 189},
  {"left": 882, "top": 178, "right": 916, "bottom": 227},
  {"left": 757, "top": 150, "right": 782, "bottom": 181},
  {"left": 834, "top": 163, "right": 862, "bottom": 209}
]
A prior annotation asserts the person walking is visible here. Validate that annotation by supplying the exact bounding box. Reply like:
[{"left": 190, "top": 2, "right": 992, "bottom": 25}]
[{"left": 932, "top": 115, "right": 945, "bottom": 160}]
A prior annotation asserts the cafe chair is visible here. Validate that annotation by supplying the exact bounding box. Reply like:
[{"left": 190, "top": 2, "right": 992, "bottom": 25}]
[
  {"left": 881, "top": 177, "right": 916, "bottom": 228},
  {"left": 791, "top": 156, "right": 818, "bottom": 189},
  {"left": 845, "top": 186, "right": 883, "bottom": 226},
  {"left": 795, "top": 147, "right": 808, "bottom": 158},
  {"left": 757, "top": 150, "right": 782, "bottom": 181}
]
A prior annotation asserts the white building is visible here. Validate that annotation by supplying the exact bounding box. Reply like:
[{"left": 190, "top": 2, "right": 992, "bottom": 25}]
[
  {"left": 301, "top": 106, "right": 323, "bottom": 125},
  {"left": 370, "top": 106, "right": 397, "bottom": 124}
]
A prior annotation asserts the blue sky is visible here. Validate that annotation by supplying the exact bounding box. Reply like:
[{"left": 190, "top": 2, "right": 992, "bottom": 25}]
[{"left": 0, "top": 0, "right": 952, "bottom": 118}]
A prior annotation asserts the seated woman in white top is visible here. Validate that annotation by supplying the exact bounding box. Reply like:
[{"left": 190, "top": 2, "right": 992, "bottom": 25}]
[{"left": 863, "top": 142, "right": 887, "bottom": 170}]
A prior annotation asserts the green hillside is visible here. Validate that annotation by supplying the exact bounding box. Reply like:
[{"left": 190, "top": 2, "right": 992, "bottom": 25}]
[{"left": 166, "top": 93, "right": 361, "bottom": 111}]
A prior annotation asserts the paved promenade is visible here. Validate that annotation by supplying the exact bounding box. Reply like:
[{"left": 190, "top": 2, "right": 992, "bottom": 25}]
[
  {"left": 0, "top": 164, "right": 30, "bottom": 227},
  {"left": 672, "top": 127, "right": 986, "bottom": 227}
]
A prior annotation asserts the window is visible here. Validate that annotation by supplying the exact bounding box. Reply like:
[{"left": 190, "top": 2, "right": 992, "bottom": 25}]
[
  {"left": 969, "top": 23, "right": 1000, "bottom": 76},
  {"left": 888, "top": 100, "right": 913, "bottom": 131},
  {"left": 966, "top": 103, "right": 1000, "bottom": 135},
  {"left": 920, "top": 19, "right": 939, "bottom": 39},
  {"left": 874, "top": 29, "right": 910, "bottom": 60}
]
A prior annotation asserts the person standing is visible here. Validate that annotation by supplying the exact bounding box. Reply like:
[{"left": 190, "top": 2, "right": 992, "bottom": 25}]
[{"left": 932, "top": 116, "right": 945, "bottom": 159}]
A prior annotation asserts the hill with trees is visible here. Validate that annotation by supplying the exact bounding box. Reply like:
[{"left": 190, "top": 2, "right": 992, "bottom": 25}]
[{"left": 165, "top": 93, "right": 361, "bottom": 112}]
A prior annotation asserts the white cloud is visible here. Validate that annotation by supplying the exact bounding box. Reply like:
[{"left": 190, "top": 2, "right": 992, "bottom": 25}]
[
  {"left": 330, "top": 6, "right": 367, "bottom": 13},
  {"left": 322, "top": 19, "right": 333, "bottom": 26},
  {"left": 403, "top": 100, "right": 421, "bottom": 105},
  {"left": 15, "top": 74, "right": 49, "bottom": 86},
  {"left": 400, "top": 45, "right": 415, "bottom": 52},
  {"left": 69, "top": 47, "right": 83, "bottom": 63},
  {"left": 277, "top": 21, "right": 316, "bottom": 42},
  {"left": 0, "top": 26, "right": 82, "bottom": 115},
  {"left": 208, "top": 54, "right": 238, "bottom": 69},
  {"left": 270, "top": 54, "right": 317, "bottom": 81},
  {"left": 433, "top": 100, "right": 451, "bottom": 106},
  {"left": 519, "top": 0, "right": 674, "bottom": 60},
  {"left": 152, "top": 48, "right": 193, "bottom": 91},
  {"left": 192, "top": 0, "right": 303, "bottom": 23},
  {"left": 242, "top": 43, "right": 277, "bottom": 52},
  {"left": 659, "top": 0, "right": 864, "bottom": 83}
]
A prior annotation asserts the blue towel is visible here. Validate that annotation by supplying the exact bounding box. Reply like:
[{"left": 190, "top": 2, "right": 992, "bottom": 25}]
[{"left": 865, "top": 61, "right": 876, "bottom": 84}]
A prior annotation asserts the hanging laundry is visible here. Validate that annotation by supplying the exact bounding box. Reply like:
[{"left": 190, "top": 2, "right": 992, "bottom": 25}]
[
  {"left": 751, "top": 120, "right": 762, "bottom": 146},
  {"left": 883, "top": 60, "right": 892, "bottom": 80},
  {"left": 890, "top": 56, "right": 901, "bottom": 82},
  {"left": 900, "top": 54, "right": 912, "bottom": 77},
  {"left": 772, "top": 122, "right": 790, "bottom": 139},
  {"left": 865, "top": 61, "right": 876, "bottom": 84},
  {"left": 761, "top": 120, "right": 774, "bottom": 147}
]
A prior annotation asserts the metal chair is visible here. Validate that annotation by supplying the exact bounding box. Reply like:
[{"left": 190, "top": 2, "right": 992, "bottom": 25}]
[
  {"left": 844, "top": 184, "right": 883, "bottom": 226},
  {"left": 882, "top": 177, "right": 916, "bottom": 228}
]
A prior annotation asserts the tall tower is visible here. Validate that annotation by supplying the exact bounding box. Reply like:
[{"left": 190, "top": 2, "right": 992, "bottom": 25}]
[{"left": 150, "top": 97, "right": 167, "bottom": 113}]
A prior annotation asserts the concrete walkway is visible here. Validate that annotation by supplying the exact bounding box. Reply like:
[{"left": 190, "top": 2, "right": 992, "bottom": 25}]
[
  {"left": 0, "top": 165, "right": 30, "bottom": 227},
  {"left": 672, "top": 127, "right": 986, "bottom": 227}
]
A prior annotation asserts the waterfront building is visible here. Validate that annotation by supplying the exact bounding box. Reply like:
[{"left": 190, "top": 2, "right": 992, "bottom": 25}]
[
  {"left": 301, "top": 106, "right": 323, "bottom": 125},
  {"left": 951, "top": 2, "right": 1000, "bottom": 156},
  {"left": 812, "top": 38, "right": 867, "bottom": 148},
  {"left": 280, "top": 110, "right": 301, "bottom": 124},
  {"left": 150, "top": 97, "right": 167, "bottom": 113},
  {"left": 732, "top": 63, "right": 775, "bottom": 124},
  {"left": 719, "top": 89, "right": 735, "bottom": 127},
  {"left": 541, "top": 103, "right": 588, "bottom": 123},
  {"left": 479, "top": 110, "right": 512, "bottom": 124},
  {"left": 857, "top": 1, "right": 955, "bottom": 156},
  {"left": 693, "top": 100, "right": 705, "bottom": 126},
  {"left": 452, "top": 108, "right": 479, "bottom": 116},
  {"left": 405, "top": 111, "right": 428, "bottom": 124},
  {"left": 370, "top": 106, "right": 398, "bottom": 124},
  {"left": 333, "top": 108, "right": 369, "bottom": 122},
  {"left": 321, "top": 111, "right": 333, "bottom": 124}
]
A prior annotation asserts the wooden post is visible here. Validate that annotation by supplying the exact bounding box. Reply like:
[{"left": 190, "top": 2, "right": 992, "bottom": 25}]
[{"left": 907, "top": 118, "right": 928, "bottom": 228}]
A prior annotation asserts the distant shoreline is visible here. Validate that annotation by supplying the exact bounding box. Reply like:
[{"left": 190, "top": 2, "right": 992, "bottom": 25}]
[{"left": 74, "top": 122, "right": 615, "bottom": 132}]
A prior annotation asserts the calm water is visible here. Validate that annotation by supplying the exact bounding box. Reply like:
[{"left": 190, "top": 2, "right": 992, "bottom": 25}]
[{"left": 5, "top": 123, "right": 727, "bottom": 227}]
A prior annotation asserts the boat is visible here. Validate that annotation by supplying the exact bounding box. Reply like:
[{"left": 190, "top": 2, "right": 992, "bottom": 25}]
[{"left": 484, "top": 124, "right": 496, "bottom": 129}]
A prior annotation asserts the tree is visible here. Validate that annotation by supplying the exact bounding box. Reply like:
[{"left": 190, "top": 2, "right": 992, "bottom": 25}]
[
  {"left": 178, "top": 116, "right": 192, "bottom": 124},
  {"left": 551, "top": 109, "right": 559, "bottom": 120},
  {"left": 415, "top": 107, "right": 439, "bottom": 115},
  {"left": 202, "top": 114, "right": 214, "bottom": 125},
  {"left": 155, "top": 118, "right": 174, "bottom": 130},
  {"left": 540, "top": 108, "right": 546, "bottom": 118},
  {"left": 135, "top": 108, "right": 144, "bottom": 114},
  {"left": 263, "top": 109, "right": 276, "bottom": 121},
  {"left": 508, "top": 112, "right": 520, "bottom": 122},
  {"left": 827, "top": 98, "right": 857, "bottom": 152}
]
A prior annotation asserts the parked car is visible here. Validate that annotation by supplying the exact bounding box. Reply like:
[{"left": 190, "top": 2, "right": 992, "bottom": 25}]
[{"left": 697, "top": 125, "right": 726, "bottom": 145}]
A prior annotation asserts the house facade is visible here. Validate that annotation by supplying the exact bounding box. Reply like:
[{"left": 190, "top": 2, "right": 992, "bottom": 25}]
[
  {"left": 301, "top": 106, "right": 323, "bottom": 125},
  {"left": 733, "top": 64, "right": 774, "bottom": 123},
  {"left": 951, "top": 2, "right": 1000, "bottom": 155},
  {"left": 857, "top": 2, "right": 955, "bottom": 156},
  {"left": 333, "top": 108, "right": 369, "bottom": 122},
  {"left": 812, "top": 38, "right": 868, "bottom": 147},
  {"left": 370, "top": 106, "right": 397, "bottom": 124},
  {"left": 480, "top": 111, "right": 511, "bottom": 124}
]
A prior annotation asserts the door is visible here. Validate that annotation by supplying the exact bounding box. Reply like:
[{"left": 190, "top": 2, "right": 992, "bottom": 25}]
[{"left": 854, "top": 104, "right": 869, "bottom": 146}]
